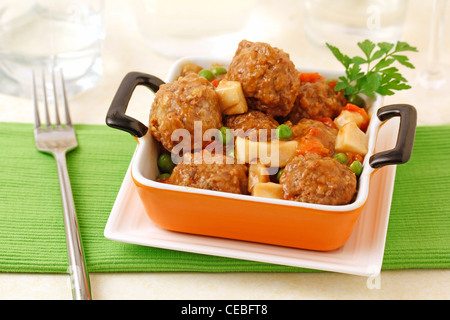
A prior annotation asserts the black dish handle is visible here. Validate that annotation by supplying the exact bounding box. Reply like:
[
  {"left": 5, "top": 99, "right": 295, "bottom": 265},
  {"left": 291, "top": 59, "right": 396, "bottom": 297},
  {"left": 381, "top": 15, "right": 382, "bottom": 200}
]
[
  {"left": 106, "top": 72, "right": 165, "bottom": 138},
  {"left": 369, "top": 104, "right": 417, "bottom": 168}
]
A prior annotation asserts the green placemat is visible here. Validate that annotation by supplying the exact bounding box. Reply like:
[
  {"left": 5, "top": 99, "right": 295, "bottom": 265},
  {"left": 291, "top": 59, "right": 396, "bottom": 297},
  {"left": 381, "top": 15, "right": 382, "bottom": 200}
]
[{"left": 0, "top": 122, "right": 449, "bottom": 273}]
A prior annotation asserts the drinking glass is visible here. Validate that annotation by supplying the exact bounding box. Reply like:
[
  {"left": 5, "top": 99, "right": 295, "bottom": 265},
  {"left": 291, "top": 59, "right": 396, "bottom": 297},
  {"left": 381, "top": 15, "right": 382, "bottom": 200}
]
[
  {"left": 131, "top": 0, "right": 257, "bottom": 58},
  {"left": 418, "top": 0, "right": 448, "bottom": 89},
  {"left": 304, "top": 0, "right": 408, "bottom": 51},
  {"left": 0, "top": 0, "right": 105, "bottom": 97}
]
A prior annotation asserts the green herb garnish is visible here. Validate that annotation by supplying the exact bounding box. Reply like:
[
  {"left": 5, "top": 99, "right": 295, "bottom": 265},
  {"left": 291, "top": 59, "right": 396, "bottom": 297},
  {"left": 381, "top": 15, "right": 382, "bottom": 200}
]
[{"left": 326, "top": 40, "right": 418, "bottom": 101}]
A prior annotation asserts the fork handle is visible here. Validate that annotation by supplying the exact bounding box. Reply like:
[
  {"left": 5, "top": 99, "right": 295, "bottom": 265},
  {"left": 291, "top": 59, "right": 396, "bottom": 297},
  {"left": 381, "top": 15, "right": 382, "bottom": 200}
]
[{"left": 54, "top": 151, "right": 91, "bottom": 300}]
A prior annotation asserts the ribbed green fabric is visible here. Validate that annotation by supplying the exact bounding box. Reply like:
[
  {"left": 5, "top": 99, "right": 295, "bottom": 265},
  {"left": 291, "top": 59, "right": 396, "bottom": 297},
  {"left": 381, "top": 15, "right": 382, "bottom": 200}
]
[
  {"left": 0, "top": 123, "right": 449, "bottom": 273},
  {"left": 382, "top": 125, "right": 450, "bottom": 270}
]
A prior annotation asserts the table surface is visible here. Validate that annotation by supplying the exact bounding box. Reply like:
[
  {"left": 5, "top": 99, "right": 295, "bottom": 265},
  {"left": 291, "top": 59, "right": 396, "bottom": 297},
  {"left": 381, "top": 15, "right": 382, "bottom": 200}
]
[{"left": 1, "top": 0, "right": 449, "bottom": 300}]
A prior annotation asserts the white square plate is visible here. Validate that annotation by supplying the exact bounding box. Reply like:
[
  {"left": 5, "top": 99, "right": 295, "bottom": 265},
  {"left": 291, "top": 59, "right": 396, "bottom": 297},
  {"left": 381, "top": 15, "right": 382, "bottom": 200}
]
[{"left": 104, "top": 120, "right": 399, "bottom": 277}]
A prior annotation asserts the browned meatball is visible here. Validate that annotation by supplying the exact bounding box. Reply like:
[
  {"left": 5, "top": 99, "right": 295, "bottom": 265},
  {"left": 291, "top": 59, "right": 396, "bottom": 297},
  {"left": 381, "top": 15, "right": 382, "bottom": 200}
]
[
  {"left": 224, "top": 110, "right": 279, "bottom": 141},
  {"left": 287, "top": 118, "right": 338, "bottom": 156},
  {"left": 288, "top": 81, "right": 347, "bottom": 123},
  {"left": 226, "top": 40, "right": 300, "bottom": 118},
  {"left": 280, "top": 154, "right": 357, "bottom": 205},
  {"left": 149, "top": 73, "right": 222, "bottom": 151},
  {"left": 168, "top": 152, "right": 249, "bottom": 195},
  {"left": 179, "top": 62, "right": 203, "bottom": 77}
]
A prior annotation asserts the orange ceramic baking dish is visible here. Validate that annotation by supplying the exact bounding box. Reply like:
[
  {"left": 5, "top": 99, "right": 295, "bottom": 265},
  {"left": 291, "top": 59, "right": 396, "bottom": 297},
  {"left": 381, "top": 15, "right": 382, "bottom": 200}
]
[{"left": 106, "top": 57, "right": 416, "bottom": 251}]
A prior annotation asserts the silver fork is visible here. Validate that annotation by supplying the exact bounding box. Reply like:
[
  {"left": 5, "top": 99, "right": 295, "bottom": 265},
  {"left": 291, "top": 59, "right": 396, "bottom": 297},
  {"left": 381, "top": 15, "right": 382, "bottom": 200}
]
[{"left": 32, "top": 69, "right": 91, "bottom": 300}]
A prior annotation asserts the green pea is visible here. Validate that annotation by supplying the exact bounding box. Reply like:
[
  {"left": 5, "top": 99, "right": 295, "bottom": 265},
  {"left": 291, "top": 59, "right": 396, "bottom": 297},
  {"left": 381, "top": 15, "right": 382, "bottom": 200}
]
[
  {"left": 156, "top": 173, "right": 171, "bottom": 180},
  {"left": 218, "top": 126, "right": 233, "bottom": 144},
  {"left": 276, "top": 124, "right": 293, "bottom": 140},
  {"left": 157, "top": 153, "right": 175, "bottom": 173},
  {"left": 276, "top": 168, "right": 284, "bottom": 182},
  {"left": 349, "top": 160, "right": 363, "bottom": 176},
  {"left": 198, "top": 69, "right": 214, "bottom": 81},
  {"left": 347, "top": 94, "right": 366, "bottom": 108},
  {"left": 333, "top": 153, "right": 348, "bottom": 164},
  {"left": 211, "top": 66, "right": 227, "bottom": 76}
]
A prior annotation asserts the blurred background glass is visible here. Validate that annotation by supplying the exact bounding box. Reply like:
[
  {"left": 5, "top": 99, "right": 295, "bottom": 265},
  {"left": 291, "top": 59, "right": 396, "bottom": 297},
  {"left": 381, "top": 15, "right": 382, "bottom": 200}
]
[
  {"left": 305, "top": 0, "right": 408, "bottom": 52},
  {"left": 131, "top": 0, "right": 257, "bottom": 58},
  {"left": 0, "top": 0, "right": 105, "bottom": 98},
  {"left": 418, "top": 0, "right": 448, "bottom": 89}
]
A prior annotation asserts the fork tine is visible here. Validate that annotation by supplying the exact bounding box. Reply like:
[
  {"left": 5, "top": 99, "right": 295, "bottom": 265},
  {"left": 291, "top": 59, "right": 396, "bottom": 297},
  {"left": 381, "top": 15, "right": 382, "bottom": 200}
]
[
  {"left": 52, "top": 69, "right": 61, "bottom": 127},
  {"left": 41, "top": 70, "right": 51, "bottom": 129},
  {"left": 59, "top": 69, "right": 72, "bottom": 126},
  {"left": 32, "top": 70, "right": 41, "bottom": 129}
]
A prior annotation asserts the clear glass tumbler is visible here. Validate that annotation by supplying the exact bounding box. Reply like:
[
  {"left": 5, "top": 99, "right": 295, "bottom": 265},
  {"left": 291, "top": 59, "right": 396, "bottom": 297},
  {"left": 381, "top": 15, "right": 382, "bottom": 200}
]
[
  {"left": 131, "top": 0, "right": 257, "bottom": 58},
  {"left": 0, "top": 0, "right": 105, "bottom": 97},
  {"left": 305, "top": 0, "right": 408, "bottom": 51}
]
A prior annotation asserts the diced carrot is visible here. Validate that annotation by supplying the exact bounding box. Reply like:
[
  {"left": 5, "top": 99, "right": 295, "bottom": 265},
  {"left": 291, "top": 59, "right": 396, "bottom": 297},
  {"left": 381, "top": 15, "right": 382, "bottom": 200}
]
[
  {"left": 211, "top": 79, "right": 220, "bottom": 87},
  {"left": 344, "top": 103, "right": 365, "bottom": 113},
  {"left": 296, "top": 129, "right": 330, "bottom": 156},
  {"left": 343, "top": 103, "right": 370, "bottom": 131},
  {"left": 327, "top": 80, "right": 337, "bottom": 89},
  {"left": 297, "top": 139, "right": 329, "bottom": 156},
  {"left": 345, "top": 152, "right": 364, "bottom": 165},
  {"left": 299, "top": 72, "right": 325, "bottom": 83},
  {"left": 315, "top": 117, "right": 337, "bottom": 129}
]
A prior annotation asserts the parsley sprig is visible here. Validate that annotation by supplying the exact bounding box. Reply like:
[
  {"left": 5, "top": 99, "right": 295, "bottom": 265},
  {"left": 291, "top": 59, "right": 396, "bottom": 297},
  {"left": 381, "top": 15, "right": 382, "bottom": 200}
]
[{"left": 326, "top": 40, "right": 418, "bottom": 100}]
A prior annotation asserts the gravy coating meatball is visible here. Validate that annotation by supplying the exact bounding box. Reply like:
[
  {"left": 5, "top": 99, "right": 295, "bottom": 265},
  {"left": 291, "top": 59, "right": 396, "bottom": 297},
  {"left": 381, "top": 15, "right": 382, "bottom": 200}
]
[
  {"left": 226, "top": 40, "right": 300, "bottom": 117},
  {"left": 169, "top": 152, "right": 248, "bottom": 194},
  {"left": 149, "top": 73, "right": 222, "bottom": 151},
  {"left": 279, "top": 154, "right": 357, "bottom": 205},
  {"left": 288, "top": 80, "right": 347, "bottom": 123},
  {"left": 224, "top": 110, "right": 279, "bottom": 141},
  {"left": 288, "top": 118, "right": 338, "bottom": 156}
]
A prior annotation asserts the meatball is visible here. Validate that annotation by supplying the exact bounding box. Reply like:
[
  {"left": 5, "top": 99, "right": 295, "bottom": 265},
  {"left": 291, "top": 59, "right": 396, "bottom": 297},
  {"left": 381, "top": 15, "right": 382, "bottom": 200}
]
[
  {"left": 288, "top": 118, "right": 338, "bottom": 156},
  {"left": 280, "top": 154, "right": 357, "bottom": 205},
  {"left": 149, "top": 73, "right": 222, "bottom": 151},
  {"left": 168, "top": 152, "right": 249, "bottom": 195},
  {"left": 287, "top": 81, "right": 347, "bottom": 123},
  {"left": 226, "top": 40, "right": 300, "bottom": 118},
  {"left": 224, "top": 110, "right": 279, "bottom": 141},
  {"left": 179, "top": 62, "right": 203, "bottom": 77}
]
